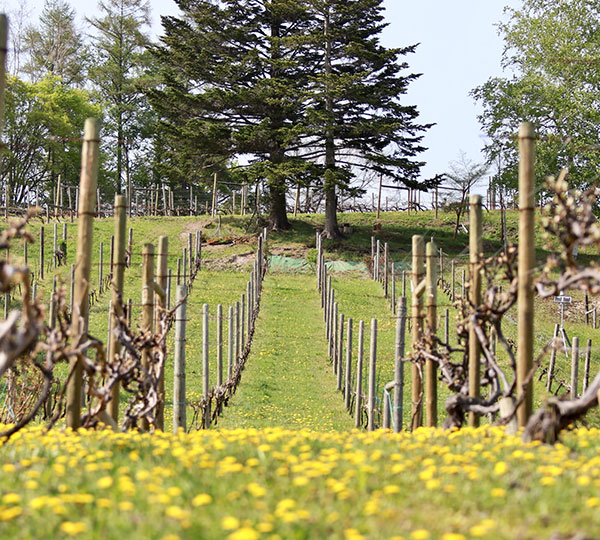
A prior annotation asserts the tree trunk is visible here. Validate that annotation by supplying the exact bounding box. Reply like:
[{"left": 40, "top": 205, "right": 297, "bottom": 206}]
[
  {"left": 324, "top": 185, "right": 341, "bottom": 239},
  {"left": 268, "top": 182, "right": 290, "bottom": 230}
]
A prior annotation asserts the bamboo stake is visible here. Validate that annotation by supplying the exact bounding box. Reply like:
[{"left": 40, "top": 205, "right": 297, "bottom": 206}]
[
  {"left": 384, "top": 242, "right": 389, "bottom": 298},
  {"left": 468, "top": 195, "right": 482, "bottom": 427},
  {"left": 39, "top": 227, "right": 44, "bottom": 280},
  {"left": 411, "top": 235, "right": 425, "bottom": 430},
  {"left": 451, "top": 260, "right": 455, "bottom": 302},
  {"left": 140, "top": 243, "right": 154, "bottom": 432},
  {"left": 188, "top": 232, "right": 193, "bottom": 279},
  {"left": 391, "top": 263, "right": 396, "bottom": 313},
  {"left": 425, "top": 241, "right": 438, "bottom": 427},
  {"left": 66, "top": 118, "right": 100, "bottom": 430},
  {"left": 367, "top": 319, "right": 377, "bottom": 431},
  {"left": 517, "top": 121, "right": 535, "bottom": 427},
  {"left": 155, "top": 235, "right": 168, "bottom": 431},
  {"left": 109, "top": 195, "right": 127, "bottom": 422},
  {"left": 394, "top": 297, "right": 407, "bottom": 433},
  {"left": 355, "top": 320, "right": 364, "bottom": 428}
]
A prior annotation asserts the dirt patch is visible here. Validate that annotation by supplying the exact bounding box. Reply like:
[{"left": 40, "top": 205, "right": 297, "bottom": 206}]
[
  {"left": 204, "top": 251, "right": 256, "bottom": 271},
  {"left": 268, "top": 245, "right": 310, "bottom": 259}
]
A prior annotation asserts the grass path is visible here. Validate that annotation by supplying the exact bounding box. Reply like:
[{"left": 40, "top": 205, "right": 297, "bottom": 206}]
[{"left": 218, "top": 274, "right": 353, "bottom": 431}]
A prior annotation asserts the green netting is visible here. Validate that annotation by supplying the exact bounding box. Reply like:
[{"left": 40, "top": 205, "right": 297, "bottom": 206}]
[{"left": 267, "top": 255, "right": 368, "bottom": 274}]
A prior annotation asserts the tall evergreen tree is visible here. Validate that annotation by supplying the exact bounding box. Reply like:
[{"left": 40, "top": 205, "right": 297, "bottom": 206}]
[
  {"left": 22, "top": 0, "right": 87, "bottom": 86},
  {"left": 151, "top": 0, "right": 314, "bottom": 229},
  {"left": 87, "top": 0, "right": 152, "bottom": 195},
  {"left": 302, "top": 0, "right": 431, "bottom": 238}
]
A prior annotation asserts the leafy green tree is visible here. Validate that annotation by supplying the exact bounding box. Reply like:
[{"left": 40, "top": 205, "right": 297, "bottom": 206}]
[
  {"left": 472, "top": 0, "right": 600, "bottom": 193},
  {"left": 1, "top": 75, "right": 102, "bottom": 205},
  {"left": 151, "top": 0, "right": 315, "bottom": 229},
  {"left": 87, "top": 0, "right": 153, "bottom": 196},
  {"left": 302, "top": 0, "right": 431, "bottom": 238},
  {"left": 22, "top": 0, "right": 87, "bottom": 85}
]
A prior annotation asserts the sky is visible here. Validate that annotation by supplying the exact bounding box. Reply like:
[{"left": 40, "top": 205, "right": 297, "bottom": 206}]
[{"left": 19, "top": 0, "right": 522, "bottom": 203}]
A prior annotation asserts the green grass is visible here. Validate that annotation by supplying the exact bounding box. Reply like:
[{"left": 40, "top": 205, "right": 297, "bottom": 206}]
[{"left": 218, "top": 274, "right": 352, "bottom": 431}]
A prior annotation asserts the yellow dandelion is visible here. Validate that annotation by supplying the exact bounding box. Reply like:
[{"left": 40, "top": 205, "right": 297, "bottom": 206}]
[
  {"left": 192, "top": 493, "right": 213, "bottom": 507},
  {"left": 227, "top": 527, "right": 259, "bottom": 540},
  {"left": 222, "top": 516, "right": 240, "bottom": 530},
  {"left": 97, "top": 476, "right": 114, "bottom": 489},
  {"left": 490, "top": 488, "right": 506, "bottom": 498},
  {"left": 60, "top": 521, "right": 87, "bottom": 536},
  {"left": 410, "top": 530, "right": 430, "bottom": 540}
]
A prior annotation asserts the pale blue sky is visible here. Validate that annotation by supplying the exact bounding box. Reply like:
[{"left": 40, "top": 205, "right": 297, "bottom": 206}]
[{"left": 21, "top": 0, "right": 522, "bottom": 199}]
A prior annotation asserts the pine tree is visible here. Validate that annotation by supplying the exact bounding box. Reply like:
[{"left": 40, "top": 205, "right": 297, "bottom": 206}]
[
  {"left": 151, "top": 0, "right": 314, "bottom": 229},
  {"left": 302, "top": 0, "right": 431, "bottom": 238}
]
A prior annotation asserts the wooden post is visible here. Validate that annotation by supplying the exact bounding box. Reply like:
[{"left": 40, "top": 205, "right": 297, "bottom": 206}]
[
  {"left": 376, "top": 173, "right": 383, "bottom": 220},
  {"left": 426, "top": 241, "right": 438, "bottom": 427},
  {"left": 211, "top": 172, "right": 218, "bottom": 217},
  {"left": 375, "top": 240, "right": 380, "bottom": 282},
  {"left": 69, "top": 264, "right": 75, "bottom": 314},
  {"left": 173, "top": 285, "right": 187, "bottom": 433},
  {"left": 547, "top": 324, "right": 559, "bottom": 392},
  {"left": 584, "top": 339, "right": 591, "bottom": 393},
  {"left": 188, "top": 232, "right": 193, "bottom": 278},
  {"left": 384, "top": 242, "right": 389, "bottom": 298},
  {"left": 167, "top": 269, "right": 172, "bottom": 310},
  {"left": 39, "top": 226, "right": 44, "bottom": 280},
  {"left": 155, "top": 235, "right": 168, "bottom": 431},
  {"left": 344, "top": 318, "right": 353, "bottom": 410},
  {"left": 411, "top": 235, "right": 425, "bottom": 430},
  {"left": 337, "top": 312, "right": 344, "bottom": 391},
  {"left": 517, "top": 121, "right": 535, "bottom": 427},
  {"left": 23, "top": 238, "right": 28, "bottom": 266},
  {"left": 217, "top": 304, "right": 223, "bottom": 386},
  {"left": 391, "top": 263, "right": 396, "bottom": 313},
  {"left": 571, "top": 336, "right": 579, "bottom": 400},
  {"left": 468, "top": 195, "right": 482, "bottom": 427},
  {"left": 594, "top": 308, "right": 597, "bottom": 330},
  {"left": 0, "top": 16, "right": 7, "bottom": 140},
  {"left": 109, "top": 195, "right": 127, "bottom": 422},
  {"left": 394, "top": 297, "right": 407, "bottom": 433},
  {"left": 235, "top": 300, "right": 240, "bottom": 362},
  {"left": 177, "top": 258, "right": 181, "bottom": 285},
  {"left": 332, "top": 302, "right": 338, "bottom": 366},
  {"left": 402, "top": 269, "right": 406, "bottom": 297},
  {"left": 355, "top": 320, "right": 364, "bottom": 428},
  {"left": 66, "top": 118, "right": 100, "bottom": 430},
  {"left": 461, "top": 269, "right": 465, "bottom": 299},
  {"left": 203, "top": 303, "right": 210, "bottom": 427},
  {"left": 98, "top": 242, "right": 103, "bottom": 294},
  {"left": 371, "top": 236, "right": 375, "bottom": 279},
  {"left": 182, "top": 247, "right": 187, "bottom": 285},
  {"left": 434, "top": 186, "right": 438, "bottom": 219},
  {"left": 127, "top": 227, "right": 133, "bottom": 268},
  {"left": 140, "top": 243, "right": 155, "bottom": 432},
  {"left": 451, "top": 260, "right": 456, "bottom": 302},
  {"left": 53, "top": 222, "right": 57, "bottom": 268},
  {"left": 227, "top": 306, "right": 233, "bottom": 380},
  {"left": 367, "top": 319, "right": 377, "bottom": 431},
  {"left": 294, "top": 184, "right": 300, "bottom": 217},
  {"left": 445, "top": 308, "right": 449, "bottom": 346},
  {"left": 585, "top": 292, "right": 590, "bottom": 325}
]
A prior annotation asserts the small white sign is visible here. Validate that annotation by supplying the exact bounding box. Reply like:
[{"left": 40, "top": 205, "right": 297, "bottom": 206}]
[{"left": 554, "top": 296, "right": 572, "bottom": 304}]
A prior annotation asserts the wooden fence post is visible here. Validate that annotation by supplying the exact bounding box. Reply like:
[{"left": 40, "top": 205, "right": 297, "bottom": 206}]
[
  {"left": 109, "top": 195, "right": 127, "bottom": 422},
  {"left": 411, "top": 235, "right": 425, "bottom": 430},
  {"left": 547, "top": 324, "right": 559, "bottom": 392},
  {"left": 98, "top": 242, "right": 103, "bottom": 294},
  {"left": 203, "top": 303, "right": 210, "bottom": 427},
  {"left": 241, "top": 293, "right": 246, "bottom": 349},
  {"left": 426, "top": 241, "right": 438, "bottom": 427},
  {"left": 344, "top": 318, "right": 353, "bottom": 411},
  {"left": 517, "top": 121, "right": 535, "bottom": 427},
  {"left": 217, "top": 304, "right": 223, "bottom": 386},
  {"left": 39, "top": 226, "right": 44, "bottom": 280},
  {"left": 391, "top": 263, "right": 396, "bottom": 313},
  {"left": 173, "top": 284, "right": 187, "bottom": 433},
  {"left": 155, "top": 235, "right": 168, "bottom": 431},
  {"left": 66, "top": 118, "right": 100, "bottom": 430},
  {"left": 451, "top": 260, "right": 455, "bottom": 302},
  {"left": 571, "top": 336, "right": 579, "bottom": 399},
  {"left": 469, "top": 195, "right": 482, "bottom": 427},
  {"left": 188, "top": 232, "right": 193, "bottom": 278},
  {"left": 367, "top": 319, "right": 377, "bottom": 431},
  {"left": 140, "top": 243, "right": 155, "bottom": 432},
  {"left": 355, "top": 320, "right": 364, "bottom": 428},
  {"left": 127, "top": 227, "right": 133, "bottom": 267},
  {"left": 394, "top": 297, "right": 407, "bottom": 433},
  {"left": 584, "top": 339, "right": 591, "bottom": 393},
  {"left": 53, "top": 222, "right": 57, "bottom": 268},
  {"left": 384, "top": 242, "right": 389, "bottom": 298},
  {"left": 228, "top": 306, "right": 233, "bottom": 380},
  {"left": 337, "top": 312, "right": 344, "bottom": 391},
  {"left": 235, "top": 300, "right": 240, "bottom": 363}
]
